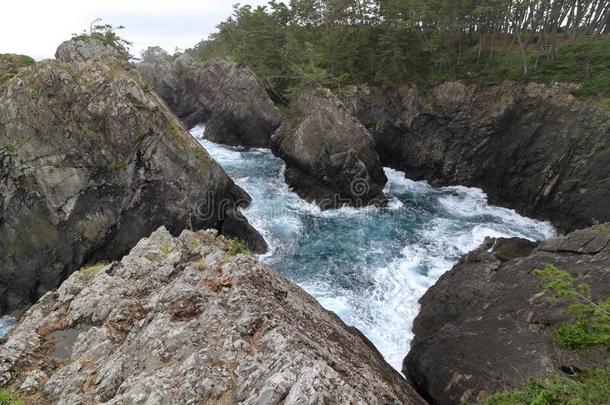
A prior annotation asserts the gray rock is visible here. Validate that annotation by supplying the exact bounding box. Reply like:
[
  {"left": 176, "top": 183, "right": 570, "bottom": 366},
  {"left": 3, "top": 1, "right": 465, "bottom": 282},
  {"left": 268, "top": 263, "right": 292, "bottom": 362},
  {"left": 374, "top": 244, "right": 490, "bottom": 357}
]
[
  {"left": 271, "top": 87, "right": 387, "bottom": 209},
  {"left": 139, "top": 54, "right": 282, "bottom": 147},
  {"left": 343, "top": 81, "right": 610, "bottom": 232},
  {"left": 55, "top": 36, "right": 130, "bottom": 66},
  {"left": 403, "top": 225, "right": 610, "bottom": 404},
  {"left": 0, "top": 37, "right": 264, "bottom": 314},
  {"left": 0, "top": 227, "right": 425, "bottom": 404}
]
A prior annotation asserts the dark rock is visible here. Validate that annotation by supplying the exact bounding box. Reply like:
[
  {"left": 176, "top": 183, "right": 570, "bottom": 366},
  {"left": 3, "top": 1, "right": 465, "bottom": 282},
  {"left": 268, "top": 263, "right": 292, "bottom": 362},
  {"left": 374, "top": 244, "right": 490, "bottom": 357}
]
[
  {"left": 139, "top": 54, "right": 282, "bottom": 147},
  {"left": 343, "top": 82, "right": 610, "bottom": 232},
  {"left": 403, "top": 225, "right": 610, "bottom": 404},
  {"left": 0, "top": 227, "right": 426, "bottom": 404},
  {"left": 0, "top": 37, "right": 264, "bottom": 315},
  {"left": 271, "top": 87, "right": 387, "bottom": 209},
  {"left": 221, "top": 208, "right": 268, "bottom": 254}
]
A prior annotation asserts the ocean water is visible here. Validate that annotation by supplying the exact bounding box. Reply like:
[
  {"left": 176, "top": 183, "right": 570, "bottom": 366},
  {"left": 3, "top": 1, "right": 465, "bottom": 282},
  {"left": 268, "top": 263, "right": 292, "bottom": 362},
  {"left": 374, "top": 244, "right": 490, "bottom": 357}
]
[
  {"left": 193, "top": 126, "right": 556, "bottom": 370},
  {"left": 0, "top": 127, "right": 557, "bottom": 369},
  {"left": 0, "top": 316, "right": 16, "bottom": 339}
]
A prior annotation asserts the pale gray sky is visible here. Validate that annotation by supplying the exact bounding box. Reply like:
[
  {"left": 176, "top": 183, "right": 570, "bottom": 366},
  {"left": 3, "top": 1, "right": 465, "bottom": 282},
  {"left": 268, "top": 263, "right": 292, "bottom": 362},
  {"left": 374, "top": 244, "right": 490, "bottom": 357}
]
[{"left": 0, "top": 0, "right": 269, "bottom": 60}]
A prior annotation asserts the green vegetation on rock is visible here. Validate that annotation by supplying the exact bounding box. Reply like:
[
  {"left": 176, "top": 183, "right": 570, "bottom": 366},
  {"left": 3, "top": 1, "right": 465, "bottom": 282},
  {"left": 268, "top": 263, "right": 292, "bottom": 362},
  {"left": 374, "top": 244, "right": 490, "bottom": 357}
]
[
  {"left": 0, "top": 388, "right": 23, "bottom": 405},
  {"left": 534, "top": 264, "right": 610, "bottom": 351},
  {"left": 0, "top": 54, "right": 35, "bottom": 87},
  {"left": 485, "top": 368, "right": 610, "bottom": 405},
  {"left": 186, "top": 1, "right": 610, "bottom": 106},
  {"left": 486, "top": 264, "right": 610, "bottom": 404},
  {"left": 228, "top": 238, "right": 251, "bottom": 256},
  {"left": 80, "top": 263, "right": 107, "bottom": 275}
]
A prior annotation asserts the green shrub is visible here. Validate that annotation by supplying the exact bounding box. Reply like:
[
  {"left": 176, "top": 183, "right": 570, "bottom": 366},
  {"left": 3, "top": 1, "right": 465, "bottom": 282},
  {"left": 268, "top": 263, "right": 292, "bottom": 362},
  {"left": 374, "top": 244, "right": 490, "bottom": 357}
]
[
  {"left": 228, "top": 239, "right": 251, "bottom": 256},
  {"left": 534, "top": 264, "right": 610, "bottom": 351},
  {"left": 486, "top": 368, "right": 610, "bottom": 405},
  {"left": 0, "top": 388, "right": 23, "bottom": 405}
]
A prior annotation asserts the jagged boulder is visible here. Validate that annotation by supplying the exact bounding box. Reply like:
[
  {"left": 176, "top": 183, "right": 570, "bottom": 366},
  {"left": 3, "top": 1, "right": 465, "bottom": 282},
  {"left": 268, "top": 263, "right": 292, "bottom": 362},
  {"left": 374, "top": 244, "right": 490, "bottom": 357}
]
[
  {"left": 343, "top": 82, "right": 610, "bottom": 232},
  {"left": 404, "top": 225, "right": 610, "bottom": 404},
  {"left": 139, "top": 53, "right": 282, "bottom": 147},
  {"left": 271, "top": 87, "right": 387, "bottom": 209},
  {"left": 0, "top": 227, "right": 425, "bottom": 404},
  {"left": 55, "top": 34, "right": 132, "bottom": 66},
  {"left": 0, "top": 37, "right": 265, "bottom": 315}
]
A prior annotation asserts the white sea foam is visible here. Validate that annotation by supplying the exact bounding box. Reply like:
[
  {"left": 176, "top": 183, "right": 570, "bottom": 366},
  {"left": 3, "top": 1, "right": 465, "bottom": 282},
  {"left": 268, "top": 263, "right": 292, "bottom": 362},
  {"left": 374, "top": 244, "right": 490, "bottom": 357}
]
[
  {"left": 197, "top": 132, "right": 557, "bottom": 371},
  {"left": 0, "top": 316, "right": 16, "bottom": 339}
]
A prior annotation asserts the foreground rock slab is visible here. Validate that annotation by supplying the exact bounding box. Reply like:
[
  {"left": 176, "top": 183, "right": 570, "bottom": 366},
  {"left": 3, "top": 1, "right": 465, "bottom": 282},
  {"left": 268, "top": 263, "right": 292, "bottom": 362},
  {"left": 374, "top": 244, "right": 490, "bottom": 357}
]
[
  {"left": 139, "top": 53, "right": 282, "bottom": 147},
  {"left": 272, "top": 87, "right": 387, "bottom": 209},
  {"left": 0, "top": 37, "right": 265, "bottom": 315},
  {"left": 344, "top": 82, "right": 610, "bottom": 232},
  {"left": 404, "top": 225, "right": 610, "bottom": 404},
  {"left": 0, "top": 227, "right": 425, "bottom": 405}
]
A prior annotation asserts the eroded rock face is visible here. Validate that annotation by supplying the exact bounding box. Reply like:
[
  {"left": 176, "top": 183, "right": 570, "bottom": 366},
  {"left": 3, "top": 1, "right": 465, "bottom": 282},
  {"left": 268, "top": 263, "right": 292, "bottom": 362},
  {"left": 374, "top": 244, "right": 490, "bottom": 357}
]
[
  {"left": 139, "top": 54, "right": 282, "bottom": 147},
  {"left": 404, "top": 225, "right": 610, "bottom": 404},
  {"left": 55, "top": 37, "right": 130, "bottom": 66},
  {"left": 0, "top": 38, "right": 265, "bottom": 314},
  {"left": 343, "top": 82, "right": 610, "bottom": 232},
  {"left": 0, "top": 227, "right": 425, "bottom": 405},
  {"left": 0, "top": 54, "right": 35, "bottom": 88},
  {"left": 271, "top": 87, "right": 387, "bottom": 209}
]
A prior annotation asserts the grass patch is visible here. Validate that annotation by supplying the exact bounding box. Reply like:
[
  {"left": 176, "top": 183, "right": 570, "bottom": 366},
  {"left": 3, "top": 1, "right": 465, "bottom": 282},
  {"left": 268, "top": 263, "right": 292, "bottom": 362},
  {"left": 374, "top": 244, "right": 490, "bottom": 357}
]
[
  {"left": 0, "top": 388, "right": 24, "bottom": 405},
  {"left": 79, "top": 263, "right": 107, "bottom": 275},
  {"left": 125, "top": 93, "right": 148, "bottom": 111},
  {"left": 486, "top": 368, "right": 610, "bottom": 405},
  {"left": 228, "top": 238, "right": 251, "bottom": 256},
  {"left": 106, "top": 162, "right": 127, "bottom": 172},
  {"left": 160, "top": 241, "right": 172, "bottom": 259}
]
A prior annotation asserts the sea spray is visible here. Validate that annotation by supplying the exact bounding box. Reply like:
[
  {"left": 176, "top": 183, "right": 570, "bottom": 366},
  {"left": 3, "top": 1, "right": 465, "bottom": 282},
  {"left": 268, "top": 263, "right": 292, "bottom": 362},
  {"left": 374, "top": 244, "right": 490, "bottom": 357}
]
[{"left": 195, "top": 127, "right": 556, "bottom": 370}]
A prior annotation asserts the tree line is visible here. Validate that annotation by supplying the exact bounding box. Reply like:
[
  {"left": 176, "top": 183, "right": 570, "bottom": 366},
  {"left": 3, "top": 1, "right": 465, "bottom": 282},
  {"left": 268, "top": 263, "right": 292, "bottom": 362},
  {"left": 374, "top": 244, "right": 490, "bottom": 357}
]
[{"left": 182, "top": 0, "right": 610, "bottom": 97}]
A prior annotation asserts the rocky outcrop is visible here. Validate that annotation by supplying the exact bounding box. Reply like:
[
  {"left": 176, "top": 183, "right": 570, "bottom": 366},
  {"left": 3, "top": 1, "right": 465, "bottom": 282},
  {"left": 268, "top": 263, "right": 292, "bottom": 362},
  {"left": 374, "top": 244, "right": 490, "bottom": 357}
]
[
  {"left": 0, "top": 227, "right": 425, "bottom": 405},
  {"left": 404, "top": 224, "right": 610, "bottom": 404},
  {"left": 0, "top": 37, "right": 265, "bottom": 315},
  {"left": 139, "top": 54, "right": 282, "bottom": 147},
  {"left": 55, "top": 36, "right": 130, "bottom": 66},
  {"left": 343, "top": 82, "right": 610, "bottom": 232},
  {"left": 271, "top": 87, "right": 387, "bottom": 209},
  {"left": 0, "top": 54, "right": 35, "bottom": 88}
]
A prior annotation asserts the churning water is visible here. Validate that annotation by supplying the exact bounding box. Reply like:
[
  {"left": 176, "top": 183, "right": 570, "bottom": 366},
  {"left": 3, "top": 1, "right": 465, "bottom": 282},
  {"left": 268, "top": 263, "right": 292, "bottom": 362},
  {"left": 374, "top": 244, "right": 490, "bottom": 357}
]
[
  {"left": 0, "top": 126, "right": 557, "bottom": 370},
  {"left": 193, "top": 126, "right": 556, "bottom": 370}
]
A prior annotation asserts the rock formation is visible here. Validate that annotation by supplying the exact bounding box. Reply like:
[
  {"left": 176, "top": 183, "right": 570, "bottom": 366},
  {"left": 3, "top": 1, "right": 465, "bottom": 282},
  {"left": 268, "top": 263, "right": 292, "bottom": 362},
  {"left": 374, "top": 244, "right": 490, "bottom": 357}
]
[
  {"left": 0, "top": 227, "right": 425, "bottom": 405},
  {"left": 271, "top": 87, "right": 387, "bottom": 209},
  {"left": 343, "top": 82, "right": 610, "bottom": 232},
  {"left": 139, "top": 53, "right": 282, "bottom": 147},
  {"left": 0, "top": 54, "right": 35, "bottom": 88},
  {"left": 0, "top": 37, "right": 265, "bottom": 315},
  {"left": 404, "top": 224, "right": 610, "bottom": 404}
]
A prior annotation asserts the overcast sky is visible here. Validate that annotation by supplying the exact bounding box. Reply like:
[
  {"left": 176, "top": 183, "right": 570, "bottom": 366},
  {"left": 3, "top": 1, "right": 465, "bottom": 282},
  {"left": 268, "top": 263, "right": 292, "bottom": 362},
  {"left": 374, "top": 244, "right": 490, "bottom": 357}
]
[{"left": 1, "top": 0, "right": 269, "bottom": 60}]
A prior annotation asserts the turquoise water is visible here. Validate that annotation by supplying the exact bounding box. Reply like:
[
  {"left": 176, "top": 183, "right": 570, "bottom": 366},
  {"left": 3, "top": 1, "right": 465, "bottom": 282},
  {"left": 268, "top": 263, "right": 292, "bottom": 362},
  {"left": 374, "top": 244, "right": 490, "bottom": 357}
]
[
  {"left": 193, "top": 126, "right": 557, "bottom": 370},
  {"left": 0, "top": 127, "right": 557, "bottom": 370}
]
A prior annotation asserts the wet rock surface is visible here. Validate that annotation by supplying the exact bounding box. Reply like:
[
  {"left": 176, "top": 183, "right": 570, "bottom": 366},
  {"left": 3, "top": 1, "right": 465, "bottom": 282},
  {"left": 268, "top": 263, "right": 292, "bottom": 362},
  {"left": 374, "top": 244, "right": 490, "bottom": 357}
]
[
  {"left": 139, "top": 54, "right": 282, "bottom": 147},
  {"left": 343, "top": 82, "right": 610, "bottom": 232},
  {"left": 0, "top": 37, "right": 264, "bottom": 314},
  {"left": 0, "top": 227, "right": 425, "bottom": 405},
  {"left": 404, "top": 224, "right": 610, "bottom": 404},
  {"left": 272, "top": 87, "right": 387, "bottom": 209}
]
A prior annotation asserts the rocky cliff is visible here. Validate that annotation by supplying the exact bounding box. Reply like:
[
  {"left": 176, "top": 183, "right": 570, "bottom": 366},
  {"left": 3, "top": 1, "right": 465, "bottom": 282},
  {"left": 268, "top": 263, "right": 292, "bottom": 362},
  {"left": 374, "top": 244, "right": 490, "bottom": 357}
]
[
  {"left": 0, "top": 38, "right": 265, "bottom": 315},
  {"left": 344, "top": 82, "right": 610, "bottom": 232},
  {"left": 0, "top": 227, "right": 425, "bottom": 405},
  {"left": 139, "top": 54, "right": 282, "bottom": 147},
  {"left": 272, "top": 87, "right": 387, "bottom": 209},
  {"left": 404, "top": 225, "right": 610, "bottom": 404}
]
